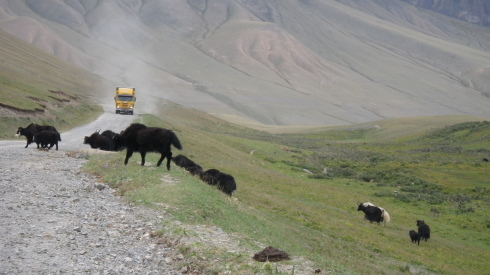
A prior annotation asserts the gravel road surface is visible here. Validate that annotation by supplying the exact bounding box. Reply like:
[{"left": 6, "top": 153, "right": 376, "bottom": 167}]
[{"left": 0, "top": 110, "right": 184, "bottom": 274}]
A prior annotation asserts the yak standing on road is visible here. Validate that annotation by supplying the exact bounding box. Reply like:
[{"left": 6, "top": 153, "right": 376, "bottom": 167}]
[
  {"left": 113, "top": 123, "right": 182, "bottom": 169},
  {"left": 357, "top": 202, "right": 390, "bottom": 224},
  {"left": 16, "top": 123, "right": 60, "bottom": 148},
  {"left": 34, "top": 130, "right": 61, "bottom": 150}
]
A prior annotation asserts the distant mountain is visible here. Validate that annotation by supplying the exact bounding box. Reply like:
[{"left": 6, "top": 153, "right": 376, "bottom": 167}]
[
  {"left": 1, "top": 0, "right": 489, "bottom": 126},
  {"left": 401, "top": 0, "right": 490, "bottom": 27}
]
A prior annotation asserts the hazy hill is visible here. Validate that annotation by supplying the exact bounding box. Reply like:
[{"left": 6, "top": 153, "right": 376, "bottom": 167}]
[
  {"left": 401, "top": 0, "right": 490, "bottom": 27},
  {"left": 0, "top": 28, "right": 110, "bottom": 115},
  {"left": 1, "top": 0, "right": 490, "bottom": 126}
]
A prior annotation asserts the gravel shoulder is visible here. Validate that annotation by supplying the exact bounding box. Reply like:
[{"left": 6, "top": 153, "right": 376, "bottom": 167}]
[
  {"left": 1, "top": 110, "right": 188, "bottom": 274},
  {"left": 0, "top": 145, "right": 183, "bottom": 274}
]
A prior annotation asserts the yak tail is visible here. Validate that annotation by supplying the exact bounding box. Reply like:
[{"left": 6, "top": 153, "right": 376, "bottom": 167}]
[
  {"left": 382, "top": 209, "right": 390, "bottom": 223},
  {"left": 170, "top": 131, "right": 182, "bottom": 150}
]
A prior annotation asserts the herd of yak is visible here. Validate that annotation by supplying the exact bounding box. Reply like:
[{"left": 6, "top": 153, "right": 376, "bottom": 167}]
[
  {"left": 15, "top": 123, "right": 237, "bottom": 196},
  {"left": 15, "top": 122, "right": 430, "bottom": 245}
]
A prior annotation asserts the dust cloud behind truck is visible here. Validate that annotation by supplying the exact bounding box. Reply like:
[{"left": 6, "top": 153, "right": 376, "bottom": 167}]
[{"left": 114, "top": 87, "right": 136, "bottom": 115}]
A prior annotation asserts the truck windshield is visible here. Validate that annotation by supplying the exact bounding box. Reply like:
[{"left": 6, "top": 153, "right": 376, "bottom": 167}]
[{"left": 117, "top": 95, "right": 134, "bottom": 101}]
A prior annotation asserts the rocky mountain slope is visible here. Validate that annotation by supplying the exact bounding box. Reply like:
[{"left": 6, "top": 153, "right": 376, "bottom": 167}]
[
  {"left": 1, "top": 0, "right": 489, "bottom": 126},
  {"left": 401, "top": 0, "right": 490, "bottom": 27}
]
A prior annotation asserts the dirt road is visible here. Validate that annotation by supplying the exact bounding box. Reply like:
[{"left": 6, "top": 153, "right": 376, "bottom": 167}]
[{"left": 0, "top": 109, "right": 185, "bottom": 274}]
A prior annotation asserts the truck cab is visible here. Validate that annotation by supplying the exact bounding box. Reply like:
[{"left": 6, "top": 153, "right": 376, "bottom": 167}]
[{"left": 114, "top": 87, "right": 136, "bottom": 115}]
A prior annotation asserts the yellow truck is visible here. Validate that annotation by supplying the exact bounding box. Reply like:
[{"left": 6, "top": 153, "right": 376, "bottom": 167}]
[{"left": 114, "top": 87, "right": 136, "bottom": 115}]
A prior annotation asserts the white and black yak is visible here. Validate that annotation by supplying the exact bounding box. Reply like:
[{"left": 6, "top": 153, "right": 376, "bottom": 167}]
[
  {"left": 357, "top": 202, "right": 390, "bottom": 224},
  {"left": 33, "top": 130, "right": 61, "bottom": 150},
  {"left": 417, "top": 220, "right": 430, "bottom": 243},
  {"left": 113, "top": 123, "right": 182, "bottom": 169},
  {"left": 16, "top": 123, "right": 60, "bottom": 148}
]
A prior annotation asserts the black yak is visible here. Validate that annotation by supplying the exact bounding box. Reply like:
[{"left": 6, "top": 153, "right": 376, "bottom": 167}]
[
  {"left": 100, "top": 130, "right": 124, "bottom": 151},
  {"left": 409, "top": 230, "right": 421, "bottom": 245},
  {"left": 357, "top": 202, "right": 390, "bottom": 224},
  {"left": 199, "top": 168, "right": 237, "bottom": 196},
  {"left": 417, "top": 220, "right": 430, "bottom": 243},
  {"left": 84, "top": 131, "right": 112, "bottom": 151},
  {"left": 16, "top": 123, "right": 60, "bottom": 148},
  {"left": 33, "top": 130, "right": 61, "bottom": 150},
  {"left": 113, "top": 123, "right": 182, "bottom": 169},
  {"left": 172, "top": 154, "right": 203, "bottom": 175},
  {"left": 199, "top": 168, "right": 221, "bottom": 186}
]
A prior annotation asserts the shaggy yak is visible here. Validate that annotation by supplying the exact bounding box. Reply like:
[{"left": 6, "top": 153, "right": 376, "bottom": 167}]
[
  {"left": 84, "top": 130, "right": 112, "bottom": 151},
  {"left": 417, "top": 220, "right": 431, "bottom": 243},
  {"left": 199, "top": 168, "right": 237, "bottom": 196},
  {"left": 100, "top": 130, "right": 124, "bottom": 151},
  {"left": 113, "top": 123, "right": 182, "bottom": 169},
  {"left": 357, "top": 202, "right": 390, "bottom": 224},
  {"left": 172, "top": 154, "right": 203, "bottom": 175}
]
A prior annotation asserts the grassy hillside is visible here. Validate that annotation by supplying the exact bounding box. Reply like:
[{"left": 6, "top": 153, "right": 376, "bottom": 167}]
[
  {"left": 83, "top": 101, "right": 489, "bottom": 274},
  {"left": 0, "top": 30, "right": 111, "bottom": 137}
]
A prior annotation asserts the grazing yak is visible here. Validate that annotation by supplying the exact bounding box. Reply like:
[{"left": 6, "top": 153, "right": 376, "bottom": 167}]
[
  {"left": 417, "top": 220, "right": 430, "bottom": 243},
  {"left": 33, "top": 131, "right": 61, "bottom": 150},
  {"left": 172, "top": 154, "right": 203, "bottom": 175},
  {"left": 16, "top": 123, "right": 60, "bottom": 148},
  {"left": 113, "top": 123, "right": 182, "bottom": 169},
  {"left": 357, "top": 202, "right": 390, "bottom": 224},
  {"left": 409, "top": 230, "right": 421, "bottom": 245},
  {"left": 199, "top": 168, "right": 221, "bottom": 186},
  {"left": 199, "top": 168, "right": 237, "bottom": 196},
  {"left": 84, "top": 131, "right": 112, "bottom": 151}
]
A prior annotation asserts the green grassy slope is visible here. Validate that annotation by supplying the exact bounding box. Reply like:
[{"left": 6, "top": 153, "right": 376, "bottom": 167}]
[
  {"left": 84, "top": 101, "right": 489, "bottom": 274},
  {"left": 0, "top": 29, "right": 111, "bottom": 136}
]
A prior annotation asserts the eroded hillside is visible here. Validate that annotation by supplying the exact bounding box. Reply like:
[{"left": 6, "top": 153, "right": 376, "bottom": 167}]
[{"left": 1, "top": 0, "right": 490, "bottom": 126}]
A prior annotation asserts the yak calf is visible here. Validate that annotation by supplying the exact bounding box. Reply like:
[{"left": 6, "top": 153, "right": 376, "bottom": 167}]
[
  {"left": 409, "top": 230, "right": 421, "bottom": 245},
  {"left": 34, "top": 130, "right": 61, "bottom": 150}
]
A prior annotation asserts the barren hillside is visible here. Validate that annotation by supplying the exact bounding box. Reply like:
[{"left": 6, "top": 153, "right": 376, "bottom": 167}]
[{"left": 1, "top": 0, "right": 489, "bottom": 126}]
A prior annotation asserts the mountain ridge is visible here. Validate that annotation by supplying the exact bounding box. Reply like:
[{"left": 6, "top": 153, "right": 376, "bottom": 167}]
[{"left": 1, "top": 0, "right": 489, "bottom": 126}]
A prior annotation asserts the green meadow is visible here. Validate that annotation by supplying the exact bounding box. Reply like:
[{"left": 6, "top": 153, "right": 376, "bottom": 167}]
[{"left": 83, "top": 102, "right": 490, "bottom": 274}]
